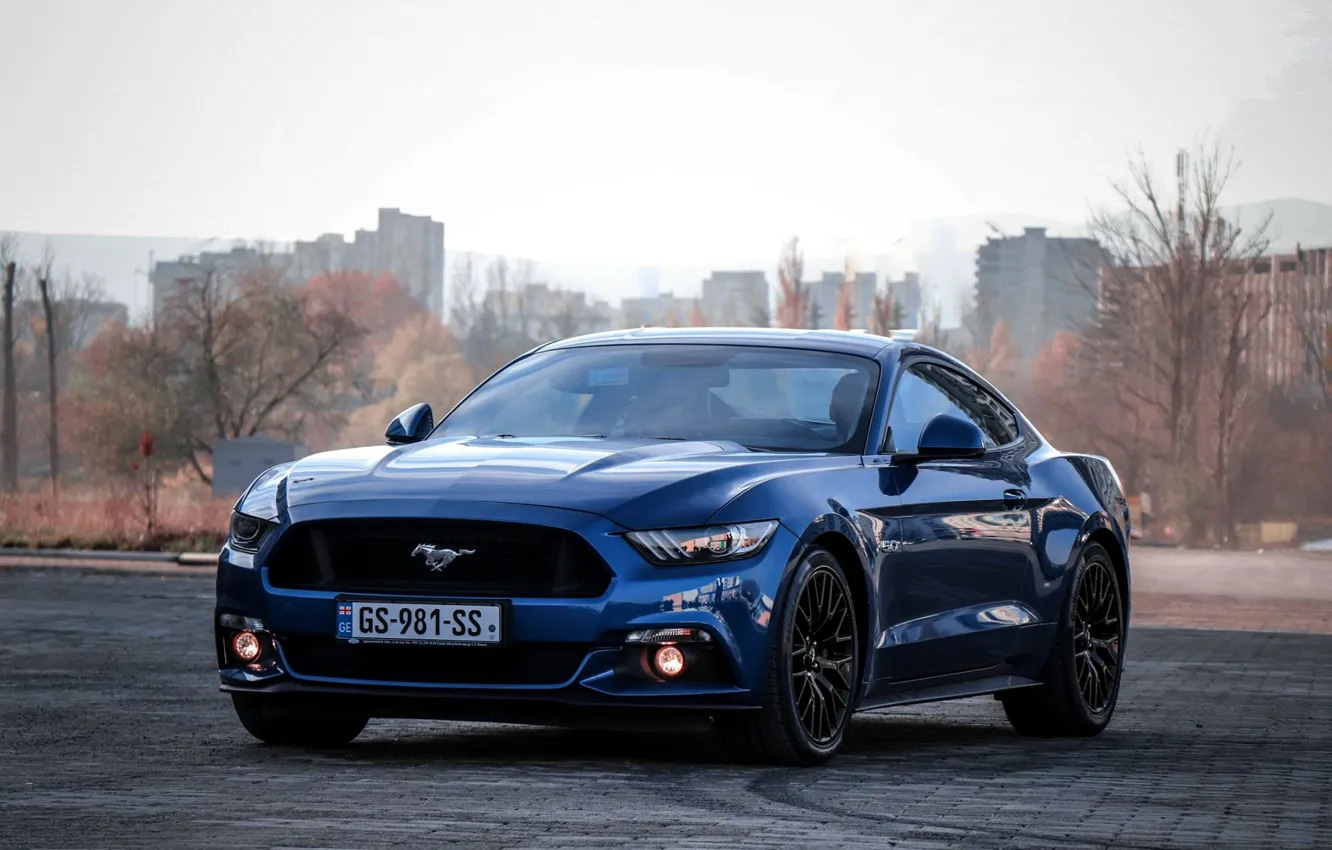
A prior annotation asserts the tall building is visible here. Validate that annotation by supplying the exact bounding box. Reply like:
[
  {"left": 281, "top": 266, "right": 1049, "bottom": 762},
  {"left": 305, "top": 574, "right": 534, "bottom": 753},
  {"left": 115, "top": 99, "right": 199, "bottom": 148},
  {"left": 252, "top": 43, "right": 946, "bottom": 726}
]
[
  {"left": 374, "top": 208, "right": 445, "bottom": 318},
  {"left": 619, "top": 292, "right": 701, "bottom": 327},
  {"left": 701, "top": 270, "right": 769, "bottom": 326},
  {"left": 807, "top": 272, "right": 876, "bottom": 329},
  {"left": 883, "top": 271, "right": 922, "bottom": 328},
  {"left": 155, "top": 207, "right": 447, "bottom": 319},
  {"left": 482, "top": 282, "right": 614, "bottom": 340},
  {"left": 1096, "top": 245, "right": 1332, "bottom": 399},
  {"left": 1246, "top": 247, "right": 1332, "bottom": 394},
  {"left": 975, "top": 228, "right": 1106, "bottom": 361},
  {"left": 149, "top": 246, "right": 288, "bottom": 316}
]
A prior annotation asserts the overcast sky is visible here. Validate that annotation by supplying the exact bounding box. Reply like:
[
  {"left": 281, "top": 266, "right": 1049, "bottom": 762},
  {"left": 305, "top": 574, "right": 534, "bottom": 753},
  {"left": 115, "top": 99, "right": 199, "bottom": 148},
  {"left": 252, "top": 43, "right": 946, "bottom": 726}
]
[{"left": 1, "top": 0, "right": 1329, "bottom": 264}]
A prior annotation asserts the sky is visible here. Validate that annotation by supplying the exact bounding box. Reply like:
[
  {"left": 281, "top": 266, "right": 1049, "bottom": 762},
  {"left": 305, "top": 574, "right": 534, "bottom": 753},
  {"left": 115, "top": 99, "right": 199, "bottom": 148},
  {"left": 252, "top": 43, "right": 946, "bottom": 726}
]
[{"left": 1, "top": 0, "right": 1329, "bottom": 267}]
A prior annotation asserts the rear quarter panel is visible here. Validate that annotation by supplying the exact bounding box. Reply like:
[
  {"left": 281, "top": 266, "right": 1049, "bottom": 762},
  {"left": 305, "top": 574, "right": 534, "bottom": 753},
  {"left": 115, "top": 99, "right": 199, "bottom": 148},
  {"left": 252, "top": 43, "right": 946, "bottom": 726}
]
[{"left": 1024, "top": 448, "right": 1132, "bottom": 628}]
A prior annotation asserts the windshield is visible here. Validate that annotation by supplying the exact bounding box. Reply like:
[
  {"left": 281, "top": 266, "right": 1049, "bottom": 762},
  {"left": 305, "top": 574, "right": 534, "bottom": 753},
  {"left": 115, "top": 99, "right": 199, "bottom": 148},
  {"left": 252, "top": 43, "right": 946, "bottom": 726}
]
[{"left": 436, "top": 344, "right": 879, "bottom": 454}]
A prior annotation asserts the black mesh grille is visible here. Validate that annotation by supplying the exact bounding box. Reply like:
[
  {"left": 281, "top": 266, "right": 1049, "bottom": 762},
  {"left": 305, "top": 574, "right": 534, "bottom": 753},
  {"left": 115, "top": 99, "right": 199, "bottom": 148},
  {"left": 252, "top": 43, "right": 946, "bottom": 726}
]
[
  {"left": 265, "top": 519, "right": 613, "bottom": 598},
  {"left": 279, "top": 635, "right": 588, "bottom": 685}
]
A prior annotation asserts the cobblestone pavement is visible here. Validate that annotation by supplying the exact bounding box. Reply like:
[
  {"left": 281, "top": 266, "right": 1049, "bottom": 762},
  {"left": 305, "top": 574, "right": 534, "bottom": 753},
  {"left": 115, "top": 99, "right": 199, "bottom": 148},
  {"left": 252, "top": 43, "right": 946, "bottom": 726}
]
[{"left": 2, "top": 569, "right": 1331, "bottom": 850}]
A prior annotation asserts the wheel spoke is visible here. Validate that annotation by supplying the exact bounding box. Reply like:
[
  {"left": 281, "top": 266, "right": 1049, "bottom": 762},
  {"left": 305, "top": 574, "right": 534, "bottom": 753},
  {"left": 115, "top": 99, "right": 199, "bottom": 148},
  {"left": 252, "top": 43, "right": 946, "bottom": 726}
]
[
  {"left": 788, "top": 565, "right": 856, "bottom": 745},
  {"left": 1073, "top": 559, "right": 1123, "bottom": 714}
]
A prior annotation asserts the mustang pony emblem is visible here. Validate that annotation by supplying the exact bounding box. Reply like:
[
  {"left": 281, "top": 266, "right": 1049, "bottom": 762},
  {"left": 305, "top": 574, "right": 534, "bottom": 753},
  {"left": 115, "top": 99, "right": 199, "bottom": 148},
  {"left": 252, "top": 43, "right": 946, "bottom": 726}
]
[{"left": 411, "top": 544, "right": 476, "bottom": 571}]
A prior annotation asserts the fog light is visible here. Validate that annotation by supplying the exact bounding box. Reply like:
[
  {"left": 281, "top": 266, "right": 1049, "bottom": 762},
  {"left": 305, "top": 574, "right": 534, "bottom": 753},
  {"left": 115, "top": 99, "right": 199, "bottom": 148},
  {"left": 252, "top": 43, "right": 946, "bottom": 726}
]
[
  {"left": 232, "top": 630, "right": 262, "bottom": 663},
  {"left": 653, "top": 645, "right": 686, "bottom": 678}
]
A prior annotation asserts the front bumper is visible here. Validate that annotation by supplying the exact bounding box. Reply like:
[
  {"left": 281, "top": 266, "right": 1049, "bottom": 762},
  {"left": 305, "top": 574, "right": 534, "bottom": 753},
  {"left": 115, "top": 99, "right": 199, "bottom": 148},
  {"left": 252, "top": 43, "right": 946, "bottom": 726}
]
[{"left": 216, "top": 498, "right": 795, "bottom": 712}]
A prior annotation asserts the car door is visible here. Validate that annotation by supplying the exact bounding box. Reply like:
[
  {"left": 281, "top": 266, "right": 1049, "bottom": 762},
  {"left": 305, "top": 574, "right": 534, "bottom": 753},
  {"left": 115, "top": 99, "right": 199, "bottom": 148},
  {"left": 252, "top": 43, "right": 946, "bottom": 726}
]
[{"left": 870, "top": 359, "right": 1035, "bottom": 685}]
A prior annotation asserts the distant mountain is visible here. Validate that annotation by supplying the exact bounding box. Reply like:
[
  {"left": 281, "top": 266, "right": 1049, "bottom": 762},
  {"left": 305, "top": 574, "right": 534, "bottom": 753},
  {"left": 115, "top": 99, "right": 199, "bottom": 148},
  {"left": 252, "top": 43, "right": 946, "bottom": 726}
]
[
  {"left": 0, "top": 231, "right": 242, "bottom": 318},
  {"left": 5, "top": 198, "right": 1328, "bottom": 325}
]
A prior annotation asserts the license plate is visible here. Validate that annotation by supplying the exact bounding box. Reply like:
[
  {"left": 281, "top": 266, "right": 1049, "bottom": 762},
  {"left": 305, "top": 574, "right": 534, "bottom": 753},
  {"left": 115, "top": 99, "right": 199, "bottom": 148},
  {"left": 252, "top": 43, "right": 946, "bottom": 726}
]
[{"left": 336, "top": 600, "right": 502, "bottom": 645}]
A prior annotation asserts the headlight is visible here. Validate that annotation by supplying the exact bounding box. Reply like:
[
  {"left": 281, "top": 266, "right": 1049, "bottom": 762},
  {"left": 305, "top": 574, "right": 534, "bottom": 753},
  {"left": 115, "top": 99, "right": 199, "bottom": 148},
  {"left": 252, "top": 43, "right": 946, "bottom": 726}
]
[
  {"left": 626, "top": 520, "right": 779, "bottom": 565},
  {"left": 228, "top": 511, "right": 275, "bottom": 553}
]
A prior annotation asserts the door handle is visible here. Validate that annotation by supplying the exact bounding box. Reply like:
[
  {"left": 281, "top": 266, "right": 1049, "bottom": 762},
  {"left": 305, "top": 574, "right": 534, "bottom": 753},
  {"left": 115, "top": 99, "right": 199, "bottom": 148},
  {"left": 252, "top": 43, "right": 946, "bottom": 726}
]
[{"left": 1003, "top": 489, "right": 1027, "bottom": 510}]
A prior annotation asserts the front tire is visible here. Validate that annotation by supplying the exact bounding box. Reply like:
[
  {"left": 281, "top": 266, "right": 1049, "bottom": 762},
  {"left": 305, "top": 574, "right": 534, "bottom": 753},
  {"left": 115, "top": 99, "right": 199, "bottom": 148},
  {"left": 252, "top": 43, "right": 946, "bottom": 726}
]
[
  {"left": 717, "top": 546, "right": 860, "bottom": 765},
  {"left": 231, "top": 693, "right": 368, "bottom": 747},
  {"left": 1002, "top": 542, "right": 1125, "bottom": 737}
]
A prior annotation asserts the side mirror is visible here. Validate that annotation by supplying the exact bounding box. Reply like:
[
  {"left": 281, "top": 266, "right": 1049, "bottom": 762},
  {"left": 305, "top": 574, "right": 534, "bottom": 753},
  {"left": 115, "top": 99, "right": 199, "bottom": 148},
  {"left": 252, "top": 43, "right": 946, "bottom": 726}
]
[
  {"left": 385, "top": 403, "right": 434, "bottom": 446},
  {"left": 913, "top": 413, "right": 985, "bottom": 460}
]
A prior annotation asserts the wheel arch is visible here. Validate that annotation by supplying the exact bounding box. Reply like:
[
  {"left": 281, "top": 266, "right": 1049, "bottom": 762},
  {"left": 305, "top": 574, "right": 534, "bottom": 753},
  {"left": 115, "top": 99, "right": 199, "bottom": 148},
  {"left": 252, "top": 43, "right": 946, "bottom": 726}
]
[
  {"left": 808, "top": 530, "right": 871, "bottom": 693},
  {"left": 785, "top": 511, "right": 878, "bottom": 699},
  {"left": 1086, "top": 527, "right": 1131, "bottom": 627}
]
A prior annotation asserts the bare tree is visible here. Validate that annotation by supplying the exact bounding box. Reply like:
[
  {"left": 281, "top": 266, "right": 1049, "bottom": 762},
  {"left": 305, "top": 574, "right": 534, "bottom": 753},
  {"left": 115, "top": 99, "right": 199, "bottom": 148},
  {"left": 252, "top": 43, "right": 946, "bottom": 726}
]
[
  {"left": 448, "top": 252, "right": 483, "bottom": 335},
  {"left": 750, "top": 299, "right": 771, "bottom": 328},
  {"left": 148, "top": 266, "right": 363, "bottom": 482},
  {"left": 914, "top": 285, "right": 958, "bottom": 352},
  {"left": 1293, "top": 244, "right": 1332, "bottom": 408},
  {"left": 868, "top": 279, "right": 901, "bottom": 336},
  {"left": 34, "top": 248, "right": 60, "bottom": 491},
  {"left": 0, "top": 234, "right": 18, "bottom": 492},
  {"left": 1211, "top": 246, "right": 1272, "bottom": 544},
  {"left": 1087, "top": 143, "right": 1271, "bottom": 543}
]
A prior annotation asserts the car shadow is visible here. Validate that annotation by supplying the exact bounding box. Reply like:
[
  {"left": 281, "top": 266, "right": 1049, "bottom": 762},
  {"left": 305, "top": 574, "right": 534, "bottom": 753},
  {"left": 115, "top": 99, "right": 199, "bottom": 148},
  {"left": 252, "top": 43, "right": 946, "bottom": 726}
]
[{"left": 235, "top": 713, "right": 1025, "bottom": 768}]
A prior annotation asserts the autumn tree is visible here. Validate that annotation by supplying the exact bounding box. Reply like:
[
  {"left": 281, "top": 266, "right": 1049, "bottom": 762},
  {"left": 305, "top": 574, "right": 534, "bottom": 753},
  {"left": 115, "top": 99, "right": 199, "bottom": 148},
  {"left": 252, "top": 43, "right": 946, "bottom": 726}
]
[
  {"left": 962, "top": 319, "right": 1021, "bottom": 393},
  {"left": 69, "top": 322, "right": 197, "bottom": 482},
  {"left": 339, "top": 313, "right": 476, "bottom": 447},
  {"left": 688, "top": 302, "right": 707, "bottom": 327},
  {"left": 75, "top": 266, "right": 364, "bottom": 483},
  {"left": 833, "top": 263, "right": 856, "bottom": 331},
  {"left": 867, "top": 281, "right": 901, "bottom": 336},
  {"left": 775, "top": 237, "right": 810, "bottom": 329},
  {"left": 304, "top": 270, "right": 423, "bottom": 339}
]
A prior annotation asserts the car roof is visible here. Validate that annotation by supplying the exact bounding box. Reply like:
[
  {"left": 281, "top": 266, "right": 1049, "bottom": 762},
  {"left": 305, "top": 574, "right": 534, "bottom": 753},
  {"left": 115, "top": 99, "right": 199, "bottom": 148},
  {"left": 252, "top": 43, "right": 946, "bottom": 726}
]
[{"left": 540, "top": 326, "right": 907, "bottom": 357}]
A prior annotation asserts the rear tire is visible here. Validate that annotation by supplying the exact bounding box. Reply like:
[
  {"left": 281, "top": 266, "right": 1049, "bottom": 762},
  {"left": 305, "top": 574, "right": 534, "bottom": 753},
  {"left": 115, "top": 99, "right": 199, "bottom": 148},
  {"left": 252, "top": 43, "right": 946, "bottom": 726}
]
[
  {"left": 716, "top": 546, "right": 860, "bottom": 766},
  {"left": 1002, "top": 542, "right": 1125, "bottom": 737},
  {"left": 231, "top": 693, "right": 368, "bottom": 747}
]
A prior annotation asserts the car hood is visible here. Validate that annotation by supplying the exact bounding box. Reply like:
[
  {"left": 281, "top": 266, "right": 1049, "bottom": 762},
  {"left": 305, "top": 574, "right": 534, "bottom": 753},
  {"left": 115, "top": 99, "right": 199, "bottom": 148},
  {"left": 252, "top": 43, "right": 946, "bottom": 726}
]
[{"left": 248, "top": 436, "right": 854, "bottom": 529}]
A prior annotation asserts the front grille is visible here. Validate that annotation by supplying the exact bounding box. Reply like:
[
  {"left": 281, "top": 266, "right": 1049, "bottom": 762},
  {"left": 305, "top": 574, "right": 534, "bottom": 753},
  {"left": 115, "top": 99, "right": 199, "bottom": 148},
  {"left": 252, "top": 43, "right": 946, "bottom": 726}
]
[
  {"left": 278, "top": 635, "right": 588, "bottom": 685},
  {"left": 266, "top": 519, "right": 613, "bottom": 598}
]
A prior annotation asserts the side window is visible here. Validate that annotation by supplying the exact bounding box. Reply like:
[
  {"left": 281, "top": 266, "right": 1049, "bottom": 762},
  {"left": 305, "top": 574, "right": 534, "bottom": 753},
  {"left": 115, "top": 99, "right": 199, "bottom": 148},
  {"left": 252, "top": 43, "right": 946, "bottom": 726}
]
[
  {"left": 885, "top": 363, "right": 1019, "bottom": 453},
  {"left": 884, "top": 366, "right": 965, "bottom": 453},
  {"left": 920, "top": 365, "right": 1019, "bottom": 446}
]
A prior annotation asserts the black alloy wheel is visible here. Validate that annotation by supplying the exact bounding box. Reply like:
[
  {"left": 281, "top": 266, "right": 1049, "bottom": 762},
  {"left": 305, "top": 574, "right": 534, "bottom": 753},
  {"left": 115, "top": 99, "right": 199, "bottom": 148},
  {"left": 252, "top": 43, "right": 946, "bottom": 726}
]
[
  {"left": 1002, "top": 542, "right": 1126, "bottom": 737},
  {"left": 791, "top": 566, "right": 856, "bottom": 744},
  {"left": 1072, "top": 557, "right": 1123, "bottom": 714},
  {"left": 716, "top": 546, "right": 860, "bottom": 765}
]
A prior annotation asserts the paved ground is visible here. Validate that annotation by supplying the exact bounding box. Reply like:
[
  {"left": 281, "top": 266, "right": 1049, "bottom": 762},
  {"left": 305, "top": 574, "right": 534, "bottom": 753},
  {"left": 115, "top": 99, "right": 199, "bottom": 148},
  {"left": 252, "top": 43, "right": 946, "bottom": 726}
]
[{"left": 2, "top": 569, "right": 1331, "bottom": 849}]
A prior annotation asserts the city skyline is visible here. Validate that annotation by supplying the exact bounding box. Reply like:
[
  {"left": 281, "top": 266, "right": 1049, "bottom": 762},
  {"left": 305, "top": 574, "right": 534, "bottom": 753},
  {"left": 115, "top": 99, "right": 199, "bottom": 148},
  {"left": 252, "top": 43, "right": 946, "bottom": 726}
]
[{"left": 1, "top": 0, "right": 1329, "bottom": 268}]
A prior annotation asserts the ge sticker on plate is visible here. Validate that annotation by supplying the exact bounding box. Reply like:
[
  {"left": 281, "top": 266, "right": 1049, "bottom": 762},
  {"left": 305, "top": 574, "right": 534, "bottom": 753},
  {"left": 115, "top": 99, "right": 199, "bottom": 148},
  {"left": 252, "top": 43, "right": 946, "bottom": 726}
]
[{"left": 588, "top": 367, "right": 629, "bottom": 386}]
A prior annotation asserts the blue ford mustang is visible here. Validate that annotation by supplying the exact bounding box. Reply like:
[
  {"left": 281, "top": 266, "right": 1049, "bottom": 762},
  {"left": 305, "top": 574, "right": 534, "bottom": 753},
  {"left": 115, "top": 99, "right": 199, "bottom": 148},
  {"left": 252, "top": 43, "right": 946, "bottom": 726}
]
[{"left": 216, "top": 327, "right": 1130, "bottom": 765}]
